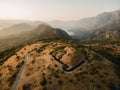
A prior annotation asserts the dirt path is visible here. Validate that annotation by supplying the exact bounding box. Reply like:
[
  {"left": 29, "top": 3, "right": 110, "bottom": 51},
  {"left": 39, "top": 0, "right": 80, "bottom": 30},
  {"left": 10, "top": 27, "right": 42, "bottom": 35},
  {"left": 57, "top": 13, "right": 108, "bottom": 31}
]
[
  {"left": 50, "top": 51, "right": 87, "bottom": 72},
  {"left": 11, "top": 54, "right": 29, "bottom": 90}
]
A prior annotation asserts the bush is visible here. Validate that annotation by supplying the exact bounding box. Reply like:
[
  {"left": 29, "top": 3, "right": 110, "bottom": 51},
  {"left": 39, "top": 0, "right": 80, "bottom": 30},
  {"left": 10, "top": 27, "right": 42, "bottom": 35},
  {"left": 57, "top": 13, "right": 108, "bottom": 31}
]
[
  {"left": 101, "top": 79, "right": 106, "bottom": 83},
  {"left": 22, "top": 83, "right": 31, "bottom": 90},
  {"left": 91, "top": 67, "right": 99, "bottom": 74},
  {"left": 48, "top": 80, "right": 52, "bottom": 84},
  {"left": 108, "top": 82, "right": 116, "bottom": 90},
  {"left": 0, "top": 73, "right": 2, "bottom": 77},
  {"left": 62, "top": 86, "right": 67, "bottom": 90},
  {"left": 36, "top": 44, "right": 48, "bottom": 53},
  {"left": 16, "top": 55, "right": 20, "bottom": 60},
  {"left": 42, "top": 87, "right": 47, "bottom": 90},
  {"left": 16, "top": 61, "right": 24, "bottom": 68},
  {"left": 31, "top": 60, "right": 35, "bottom": 64},
  {"left": 54, "top": 46, "right": 66, "bottom": 52},
  {"left": 58, "top": 79, "right": 63, "bottom": 85},
  {"left": 54, "top": 64, "right": 58, "bottom": 67},
  {"left": 40, "top": 77, "right": 47, "bottom": 86}
]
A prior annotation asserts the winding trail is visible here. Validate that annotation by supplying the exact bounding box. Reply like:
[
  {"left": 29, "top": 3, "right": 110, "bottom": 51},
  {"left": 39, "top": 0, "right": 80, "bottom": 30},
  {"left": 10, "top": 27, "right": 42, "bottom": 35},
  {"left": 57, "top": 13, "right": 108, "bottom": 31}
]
[
  {"left": 11, "top": 54, "right": 29, "bottom": 90},
  {"left": 62, "top": 59, "right": 86, "bottom": 72},
  {"left": 50, "top": 51, "right": 87, "bottom": 72}
]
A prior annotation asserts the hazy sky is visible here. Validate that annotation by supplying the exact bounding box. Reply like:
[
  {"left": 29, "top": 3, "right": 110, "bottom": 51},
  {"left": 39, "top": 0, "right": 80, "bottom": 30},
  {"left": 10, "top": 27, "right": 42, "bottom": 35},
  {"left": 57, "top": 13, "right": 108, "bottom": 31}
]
[{"left": 0, "top": 0, "right": 120, "bottom": 21}]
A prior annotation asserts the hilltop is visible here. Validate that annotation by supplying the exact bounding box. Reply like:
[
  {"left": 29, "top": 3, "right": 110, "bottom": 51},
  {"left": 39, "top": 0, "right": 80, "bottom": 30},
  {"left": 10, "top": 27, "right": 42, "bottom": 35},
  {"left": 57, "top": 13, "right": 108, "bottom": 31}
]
[
  {"left": 0, "top": 24, "right": 70, "bottom": 52},
  {"left": 0, "top": 39, "right": 119, "bottom": 90}
]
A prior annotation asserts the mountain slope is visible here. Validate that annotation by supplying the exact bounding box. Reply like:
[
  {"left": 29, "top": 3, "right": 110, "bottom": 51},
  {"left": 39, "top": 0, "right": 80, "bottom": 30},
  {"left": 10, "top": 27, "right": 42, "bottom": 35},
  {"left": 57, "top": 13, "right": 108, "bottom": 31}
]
[
  {"left": 64, "top": 9, "right": 120, "bottom": 40},
  {"left": 29, "top": 24, "right": 70, "bottom": 40},
  {"left": 48, "top": 9, "right": 120, "bottom": 31},
  {"left": 0, "top": 19, "right": 43, "bottom": 30},
  {"left": 0, "top": 23, "right": 35, "bottom": 37},
  {"left": 89, "top": 18, "right": 120, "bottom": 41},
  {"left": 0, "top": 24, "right": 70, "bottom": 52},
  {"left": 0, "top": 39, "right": 119, "bottom": 90}
]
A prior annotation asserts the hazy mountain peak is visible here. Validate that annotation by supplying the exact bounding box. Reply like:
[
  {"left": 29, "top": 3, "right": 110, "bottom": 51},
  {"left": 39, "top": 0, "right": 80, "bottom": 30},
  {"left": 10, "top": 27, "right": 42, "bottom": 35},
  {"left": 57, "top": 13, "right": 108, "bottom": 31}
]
[{"left": 48, "top": 9, "right": 120, "bottom": 31}]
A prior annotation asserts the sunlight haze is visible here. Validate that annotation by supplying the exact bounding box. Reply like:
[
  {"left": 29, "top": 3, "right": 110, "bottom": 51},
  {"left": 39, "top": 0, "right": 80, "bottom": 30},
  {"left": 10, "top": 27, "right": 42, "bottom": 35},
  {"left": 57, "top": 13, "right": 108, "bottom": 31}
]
[{"left": 0, "top": 0, "right": 120, "bottom": 21}]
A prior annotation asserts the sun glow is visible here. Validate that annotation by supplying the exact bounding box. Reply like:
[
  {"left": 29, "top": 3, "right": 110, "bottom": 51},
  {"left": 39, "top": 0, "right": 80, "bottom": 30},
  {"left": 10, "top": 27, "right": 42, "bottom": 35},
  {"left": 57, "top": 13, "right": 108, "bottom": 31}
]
[{"left": 0, "top": 0, "right": 120, "bottom": 21}]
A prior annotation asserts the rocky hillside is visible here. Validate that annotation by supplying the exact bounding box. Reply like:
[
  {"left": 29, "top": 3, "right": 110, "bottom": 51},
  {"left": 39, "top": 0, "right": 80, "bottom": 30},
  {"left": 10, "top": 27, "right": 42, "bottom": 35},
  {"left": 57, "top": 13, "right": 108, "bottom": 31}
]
[
  {"left": 0, "top": 24, "right": 70, "bottom": 52},
  {"left": 28, "top": 24, "right": 70, "bottom": 40},
  {"left": 49, "top": 9, "right": 120, "bottom": 31},
  {"left": 89, "top": 18, "right": 120, "bottom": 41},
  {"left": 68, "top": 9, "right": 120, "bottom": 41},
  {"left": 48, "top": 9, "right": 120, "bottom": 40},
  {"left": 77, "top": 9, "right": 120, "bottom": 30},
  {"left": 0, "top": 39, "right": 119, "bottom": 90}
]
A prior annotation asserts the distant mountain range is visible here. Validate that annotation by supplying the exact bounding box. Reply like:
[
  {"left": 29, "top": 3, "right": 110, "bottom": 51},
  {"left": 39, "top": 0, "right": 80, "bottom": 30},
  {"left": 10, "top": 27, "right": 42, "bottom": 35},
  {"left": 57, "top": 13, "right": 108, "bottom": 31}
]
[
  {"left": 0, "top": 20, "right": 43, "bottom": 30},
  {"left": 89, "top": 18, "right": 120, "bottom": 41},
  {"left": 46, "top": 9, "right": 120, "bottom": 41},
  {"left": 0, "top": 9, "right": 120, "bottom": 42},
  {"left": 0, "top": 23, "right": 35, "bottom": 37},
  {"left": 48, "top": 9, "right": 120, "bottom": 31}
]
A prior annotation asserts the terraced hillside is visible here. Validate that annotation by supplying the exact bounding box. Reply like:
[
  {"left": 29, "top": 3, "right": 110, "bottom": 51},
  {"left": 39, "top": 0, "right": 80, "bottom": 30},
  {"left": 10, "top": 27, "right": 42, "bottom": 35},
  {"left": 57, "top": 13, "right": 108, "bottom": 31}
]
[{"left": 0, "top": 39, "right": 119, "bottom": 90}]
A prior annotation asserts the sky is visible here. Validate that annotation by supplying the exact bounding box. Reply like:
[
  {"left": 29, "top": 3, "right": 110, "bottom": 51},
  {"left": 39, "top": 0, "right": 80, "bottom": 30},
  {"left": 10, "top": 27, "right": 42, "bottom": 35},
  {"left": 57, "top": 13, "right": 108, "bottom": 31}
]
[{"left": 0, "top": 0, "right": 120, "bottom": 21}]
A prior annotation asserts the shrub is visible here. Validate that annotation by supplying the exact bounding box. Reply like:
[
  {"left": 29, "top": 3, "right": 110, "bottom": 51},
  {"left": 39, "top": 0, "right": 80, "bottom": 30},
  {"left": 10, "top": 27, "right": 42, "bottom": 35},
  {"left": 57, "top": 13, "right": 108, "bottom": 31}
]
[
  {"left": 54, "top": 64, "right": 58, "bottom": 67},
  {"left": 31, "top": 60, "right": 35, "bottom": 64},
  {"left": 16, "top": 61, "right": 24, "bottom": 69},
  {"left": 22, "top": 83, "right": 31, "bottom": 90},
  {"left": 91, "top": 67, "right": 99, "bottom": 74},
  {"left": 16, "top": 55, "right": 20, "bottom": 60},
  {"left": 54, "top": 46, "right": 66, "bottom": 52},
  {"left": 58, "top": 79, "right": 63, "bottom": 85},
  {"left": 101, "top": 79, "right": 106, "bottom": 83},
  {"left": 108, "top": 82, "right": 116, "bottom": 90},
  {"left": 42, "top": 73, "right": 45, "bottom": 76},
  {"left": 12, "top": 71, "right": 19, "bottom": 78},
  {"left": 40, "top": 77, "right": 47, "bottom": 86},
  {"left": 68, "top": 79, "right": 73, "bottom": 83},
  {"left": 48, "top": 80, "right": 52, "bottom": 84},
  {"left": 54, "top": 74, "right": 59, "bottom": 78},
  {"left": 62, "top": 86, "right": 67, "bottom": 90},
  {"left": 42, "top": 87, "right": 47, "bottom": 90},
  {"left": 0, "top": 73, "right": 2, "bottom": 77},
  {"left": 90, "top": 79, "right": 94, "bottom": 83}
]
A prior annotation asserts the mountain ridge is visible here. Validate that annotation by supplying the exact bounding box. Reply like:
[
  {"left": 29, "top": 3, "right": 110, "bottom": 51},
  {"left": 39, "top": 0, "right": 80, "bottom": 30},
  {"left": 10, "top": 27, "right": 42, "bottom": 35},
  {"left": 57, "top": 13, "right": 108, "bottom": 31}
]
[
  {"left": 48, "top": 9, "right": 120, "bottom": 31},
  {"left": 0, "top": 24, "right": 70, "bottom": 52}
]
